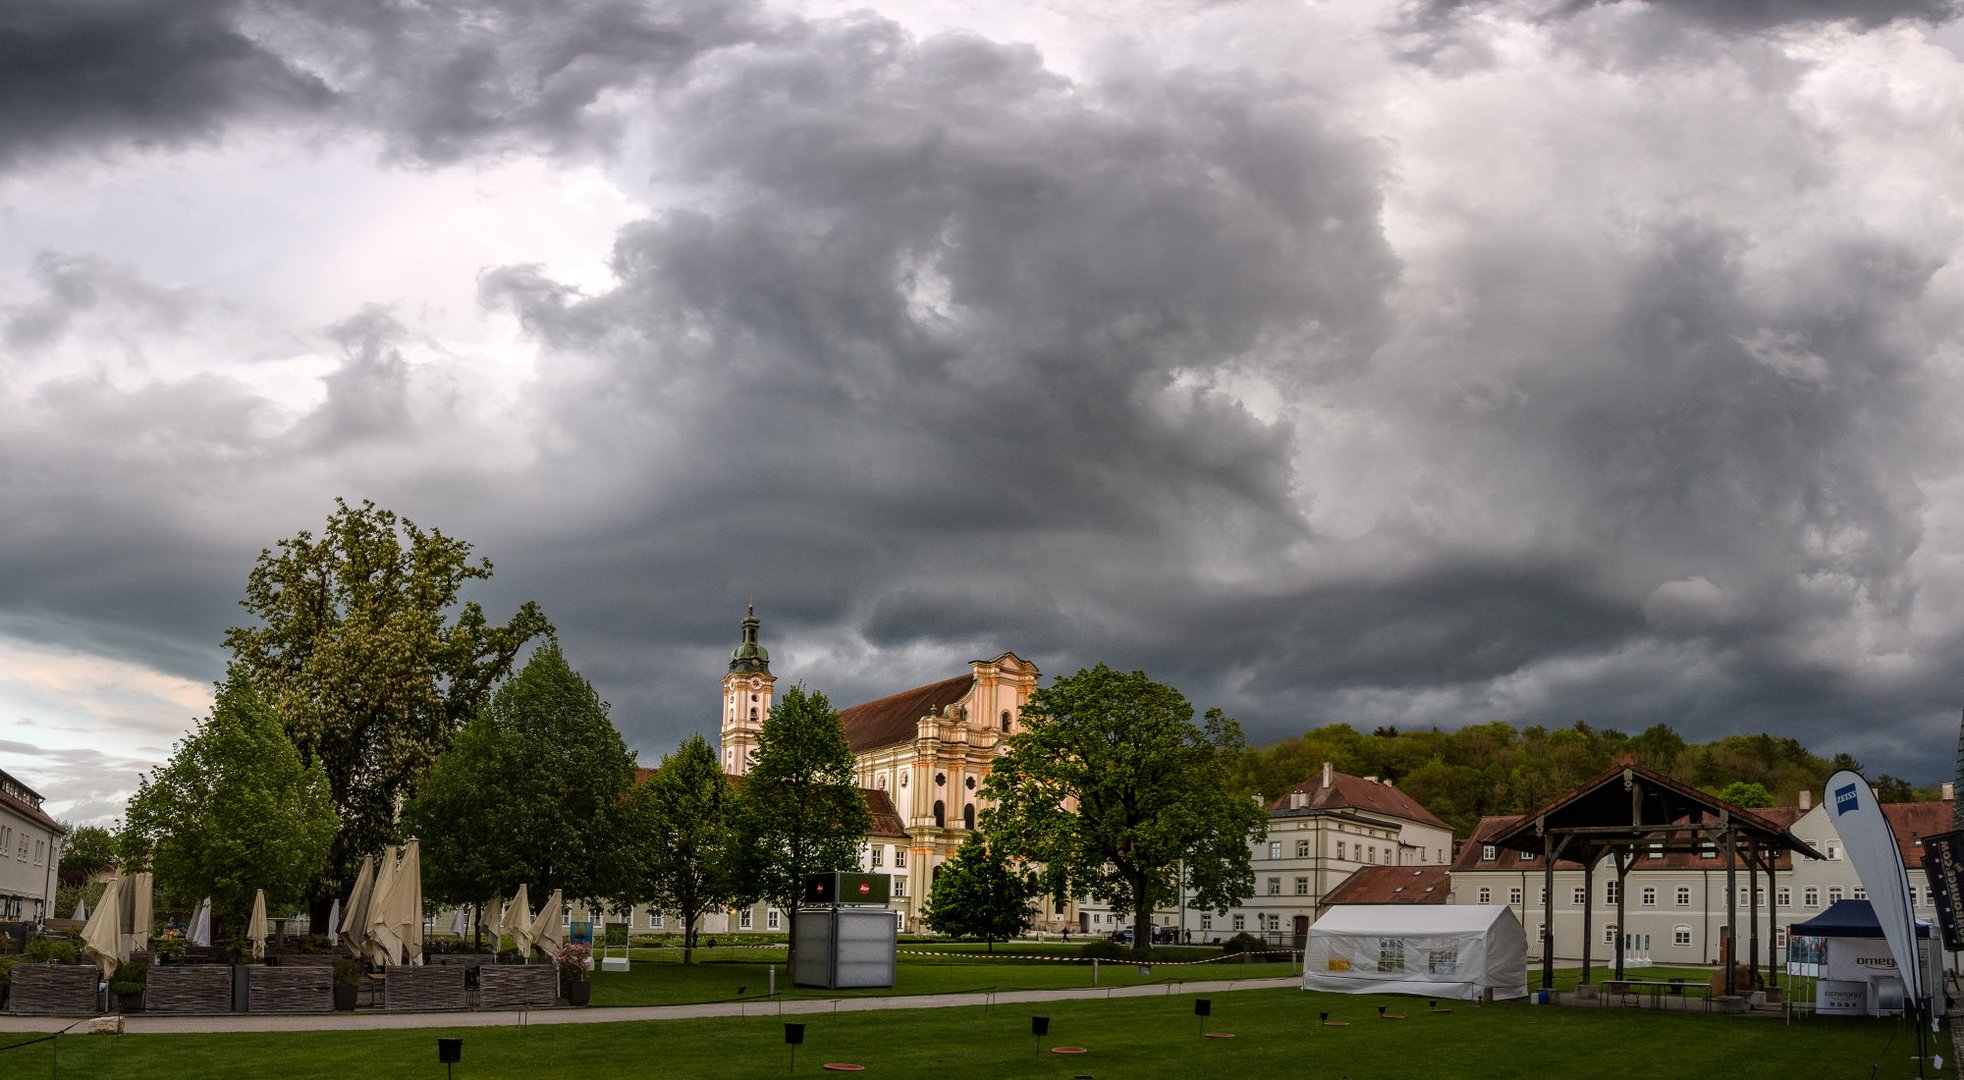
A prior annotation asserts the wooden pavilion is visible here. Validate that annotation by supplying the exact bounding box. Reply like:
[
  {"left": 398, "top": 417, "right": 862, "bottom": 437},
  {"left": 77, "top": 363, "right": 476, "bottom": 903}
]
[{"left": 1487, "top": 756, "right": 1823, "bottom": 994}]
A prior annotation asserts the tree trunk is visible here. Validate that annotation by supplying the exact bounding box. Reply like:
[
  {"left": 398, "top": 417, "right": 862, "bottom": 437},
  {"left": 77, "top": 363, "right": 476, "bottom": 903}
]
[
  {"left": 308, "top": 896, "right": 334, "bottom": 937},
  {"left": 683, "top": 910, "right": 696, "bottom": 965},
  {"left": 785, "top": 906, "right": 798, "bottom": 981},
  {"left": 1130, "top": 873, "right": 1153, "bottom": 955},
  {"left": 472, "top": 901, "right": 483, "bottom": 951}
]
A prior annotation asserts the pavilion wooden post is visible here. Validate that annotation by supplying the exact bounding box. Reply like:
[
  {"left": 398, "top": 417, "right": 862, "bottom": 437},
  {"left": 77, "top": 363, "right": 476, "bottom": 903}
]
[
  {"left": 1765, "top": 858, "right": 1780, "bottom": 990},
  {"left": 1580, "top": 840, "right": 1596, "bottom": 985},
  {"left": 1541, "top": 831, "right": 1567, "bottom": 990},
  {"left": 1613, "top": 845, "right": 1631, "bottom": 980},
  {"left": 1746, "top": 837, "right": 1761, "bottom": 992},
  {"left": 1723, "top": 813, "right": 1738, "bottom": 996}
]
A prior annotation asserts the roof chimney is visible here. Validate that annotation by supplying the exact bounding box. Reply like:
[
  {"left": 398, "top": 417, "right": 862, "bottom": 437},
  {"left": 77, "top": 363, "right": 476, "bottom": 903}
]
[
  {"left": 1290, "top": 790, "right": 1306, "bottom": 810},
  {"left": 1321, "top": 761, "right": 1333, "bottom": 789},
  {"left": 1798, "top": 790, "right": 1811, "bottom": 810},
  {"left": 1944, "top": 782, "right": 1955, "bottom": 802}
]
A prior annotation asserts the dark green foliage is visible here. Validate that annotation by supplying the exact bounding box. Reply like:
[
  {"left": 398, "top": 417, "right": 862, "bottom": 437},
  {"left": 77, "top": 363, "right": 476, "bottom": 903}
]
[
  {"left": 58, "top": 824, "right": 118, "bottom": 887},
  {"left": 1715, "top": 781, "right": 1774, "bottom": 808},
  {"left": 622, "top": 734, "right": 739, "bottom": 963},
  {"left": 1227, "top": 718, "right": 1934, "bottom": 836},
  {"left": 26, "top": 937, "right": 78, "bottom": 964},
  {"left": 733, "top": 685, "right": 873, "bottom": 974},
  {"left": 224, "top": 499, "right": 553, "bottom": 914},
  {"left": 1077, "top": 936, "right": 1127, "bottom": 960},
  {"left": 983, "top": 666, "right": 1266, "bottom": 956},
  {"left": 332, "top": 958, "right": 362, "bottom": 988},
  {"left": 120, "top": 672, "right": 338, "bottom": 932},
  {"left": 403, "top": 644, "right": 636, "bottom": 914},
  {"left": 921, "top": 834, "right": 1035, "bottom": 949}
]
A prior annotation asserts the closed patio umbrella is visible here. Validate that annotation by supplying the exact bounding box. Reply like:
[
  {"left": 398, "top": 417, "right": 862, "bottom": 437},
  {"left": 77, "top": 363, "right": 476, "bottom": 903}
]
[
  {"left": 127, "top": 871, "right": 154, "bottom": 959},
  {"left": 366, "top": 845, "right": 404, "bottom": 966},
  {"left": 502, "top": 884, "right": 535, "bottom": 960},
  {"left": 247, "top": 889, "right": 269, "bottom": 960},
  {"left": 190, "top": 897, "right": 211, "bottom": 947},
  {"left": 79, "top": 875, "right": 125, "bottom": 978},
  {"left": 483, "top": 892, "right": 504, "bottom": 953},
  {"left": 339, "top": 855, "right": 375, "bottom": 960},
  {"left": 327, "top": 898, "right": 341, "bottom": 945},
  {"left": 397, "top": 838, "right": 424, "bottom": 966},
  {"left": 71, "top": 894, "right": 87, "bottom": 921},
  {"left": 528, "top": 888, "right": 564, "bottom": 961}
]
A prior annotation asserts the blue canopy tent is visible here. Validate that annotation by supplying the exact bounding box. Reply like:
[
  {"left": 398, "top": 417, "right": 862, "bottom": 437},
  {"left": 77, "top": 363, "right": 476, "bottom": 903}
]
[{"left": 1788, "top": 900, "right": 1939, "bottom": 1016}]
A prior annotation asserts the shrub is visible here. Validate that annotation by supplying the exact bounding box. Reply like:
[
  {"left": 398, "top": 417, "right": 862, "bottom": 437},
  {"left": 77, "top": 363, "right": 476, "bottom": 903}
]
[
  {"left": 1220, "top": 932, "right": 1267, "bottom": 957},
  {"left": 1078, "top": 937, "right": 1128, "bottom": 961},
  {"left": 332, "top": 958, "right": 363, "bottom": 988},
  {"left": 0, "top": 955, "right": 24, "bottom": 986},
  {"left": 553, "top": 943, "right": 592, "bottom": 984},
  {"left": 110, "top": 961, "right": 148, "bottom": 992},
  {"left": 26, "top": 936, "right": 77, "bottom": 965}
]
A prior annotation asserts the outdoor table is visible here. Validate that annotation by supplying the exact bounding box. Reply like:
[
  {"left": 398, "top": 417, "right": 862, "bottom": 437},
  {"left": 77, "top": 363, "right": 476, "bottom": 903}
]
[{"left": 1600, "top": 979, "right": 1698, "bottom": 1009}]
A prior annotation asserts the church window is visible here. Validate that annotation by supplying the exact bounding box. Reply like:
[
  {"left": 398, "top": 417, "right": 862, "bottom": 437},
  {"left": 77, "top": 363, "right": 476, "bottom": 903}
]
[
  {"left": 876, "top": 774, "right": 887, "bottom": 789},
  {"left": 900, "top": 773, "right": 908, "bottom": 787},
  {"left": 1000, "top": 710, "right": 1011, "bottom": 731},
  {"left": 963, "top": 804, "right": 975, "bottom": 830},
  {"left": 935, "top": 773, "right": 946, "bottom": 787},
  {"left": 933, "top": 800, "right": 945, "bottom": 828},
  {"left": 964, "top": 776, "right": 975, "bottom": 790},
  {"left": 749, "top": 708, "right": 757, "bottom": 721}
]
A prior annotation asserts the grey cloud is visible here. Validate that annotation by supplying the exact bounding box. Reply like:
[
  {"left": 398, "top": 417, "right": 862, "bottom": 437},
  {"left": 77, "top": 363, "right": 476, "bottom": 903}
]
[
  {"left": 4, "top": 252, "right": 204, "bottom": 351},
  {"left": 1413, "top": 0, "right": 1961, "bottom": 31},
  {"left": 0, "top": 0, "right": 332, "bottom": 172}
]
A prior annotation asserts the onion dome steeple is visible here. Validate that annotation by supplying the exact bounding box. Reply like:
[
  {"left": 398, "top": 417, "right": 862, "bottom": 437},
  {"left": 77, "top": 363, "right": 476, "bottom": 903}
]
[{"left": 730, "top": 604, "right": 771, "bottom": 675}]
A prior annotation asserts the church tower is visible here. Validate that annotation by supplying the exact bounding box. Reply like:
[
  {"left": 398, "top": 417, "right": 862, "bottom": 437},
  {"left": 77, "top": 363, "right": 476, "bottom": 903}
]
[{"left": 720, "top": 605, "right": 775, "bottom": 776}]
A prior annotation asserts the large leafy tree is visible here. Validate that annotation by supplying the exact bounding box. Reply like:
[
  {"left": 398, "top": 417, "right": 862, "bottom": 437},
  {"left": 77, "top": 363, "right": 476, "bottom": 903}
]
[
  {"left": 404, "top": 644, "right": 636, "bottom": 934},
  {"left": 622, "top": 734, "right": 738, "bottom": 964},
  {"left": 733, "top": 685, "right": 871, "bottom": 976},
  {"left": 121, "top": 672, "right": 338, "bottom": 940},
  {"left": 224, "top": 498, "right": 552, "bottom": 922},
  {"left": 57, "top": 824, "right": 118, "bottom": 888},
  {"left": 982, "top": 664, "right": 1265, "bottom": 954},
  {"left": 921, "top": 834, "right": 1034, "bottom": 951}
]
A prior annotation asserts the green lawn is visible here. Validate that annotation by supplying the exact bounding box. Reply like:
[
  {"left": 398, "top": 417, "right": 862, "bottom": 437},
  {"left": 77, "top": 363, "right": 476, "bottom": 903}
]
[
  {"left": 4, "top": 987, "right": 1946, "bottom": 1079},
  {"left": 586, "top": 943, "right": 1277, "bottom": 1006}
]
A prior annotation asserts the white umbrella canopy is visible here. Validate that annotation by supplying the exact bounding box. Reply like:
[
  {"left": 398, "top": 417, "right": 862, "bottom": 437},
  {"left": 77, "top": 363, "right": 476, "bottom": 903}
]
[
  {"left": 190, "top": 897, "right": 212, "bottom": 948},
  {"left": 79, "top": 875, "right": 125, "bottom": 978},
  {"left": 528, "top": 889, "right": 564, "bottom": 961},
  {"left": 71, "top": 894, "right": 87, "bottom": 921},
  {"left": 397, "top": 838, "right": 424, "bottom": 967},
  {"left": 366, "top": 845, "right": 404, "bottom": 966},
  {"left": 339, "top": 855, "right": 375, "bottom": 960},
  {"left": 449, "top": 905, "right": 467, "bottom": 937},
  {"left": 247, "top": 889, "right": 269, "bottom": 960},
  {"left": 328, "top": 898, "right": 341, "bottom": 945},
  {"left": 483, "top": 892, "right": 504, "bottom": 952},
  {"left": 502, "top": 884, "right": 535, "bottom": 960},
  {"left": 126, "top": 872, "right": 154, "bottom": 959}
]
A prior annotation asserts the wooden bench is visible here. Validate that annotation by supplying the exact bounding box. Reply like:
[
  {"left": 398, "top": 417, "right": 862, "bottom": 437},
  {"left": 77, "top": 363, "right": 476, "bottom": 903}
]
[
  {"left": 248, "top": 965, "right": 333, "bottom": 1013},
  {"left": 145, "top": 965, "right": 232, "bottom": 1014},
  {"left": 385, "top": 966, "right": 468, "bottom": 1011},
  {"left": 476, "top": 964, "right": 557, "bottom": 1009},
  {"left": 10, "top": 964, "right": 100, "bottom": 1015}
]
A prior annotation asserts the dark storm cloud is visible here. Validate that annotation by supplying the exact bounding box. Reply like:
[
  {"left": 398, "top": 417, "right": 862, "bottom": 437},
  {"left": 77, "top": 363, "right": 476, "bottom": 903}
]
[
  {"left": 3, "top": 252, "right": 203, "bottom": 351},
  {"left": 0, "top": 0, "right": 332, "bottom": 171},
  {"left": 1412, "top": 0, "right": 1961, "bottom": 31}
]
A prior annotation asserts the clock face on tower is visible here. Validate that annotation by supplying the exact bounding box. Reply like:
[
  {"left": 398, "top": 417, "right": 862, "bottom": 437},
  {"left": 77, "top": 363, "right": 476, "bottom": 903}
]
[{"left": 747, "top": 675, "right": 763, "bottom": 691}]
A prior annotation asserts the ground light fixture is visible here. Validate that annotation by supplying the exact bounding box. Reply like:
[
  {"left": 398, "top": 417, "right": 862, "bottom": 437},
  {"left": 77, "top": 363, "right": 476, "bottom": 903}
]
[
  {"left": 1032, "top": 1015, "right": 1049, "bottom": 1057},
  {"left": 436, "top": 1037, "right": 461, "bottom": 1080},
  {"left": 785, "top": 1022, "right": 804, "bottom": 1073}
]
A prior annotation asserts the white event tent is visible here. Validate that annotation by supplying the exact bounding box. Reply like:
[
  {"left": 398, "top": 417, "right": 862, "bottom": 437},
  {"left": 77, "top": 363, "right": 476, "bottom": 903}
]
[{"left": 1303, "top": 904, "right": 1528, "bottom": 1002}]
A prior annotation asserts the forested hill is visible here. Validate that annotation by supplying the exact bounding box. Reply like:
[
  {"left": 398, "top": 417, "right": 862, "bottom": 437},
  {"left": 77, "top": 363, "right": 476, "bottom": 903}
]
[{"left": 1228, "top": 721, "right": 1941, "bottom": 839}]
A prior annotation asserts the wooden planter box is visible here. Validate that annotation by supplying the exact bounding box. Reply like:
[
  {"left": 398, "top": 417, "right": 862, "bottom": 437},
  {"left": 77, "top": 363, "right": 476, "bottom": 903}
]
[
  {"left": 384, "top": 966, "right": 468, "bottom": 1011},
  {"left": 476, "top": 965, "right": 556, "bottom": 1010},
  {"left": 247, "top": 965, "right": 333, "bottom": 1013},
  {"left": 146, "top": 965, "right": 232, "bottom": 1014},
  {"left": 10, "top": 965, "right": 100, "bottom": 1015}
]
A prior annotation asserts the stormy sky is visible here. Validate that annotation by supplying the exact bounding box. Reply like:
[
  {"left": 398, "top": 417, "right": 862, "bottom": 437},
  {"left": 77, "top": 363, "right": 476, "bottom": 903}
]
[{"left": 5, "top": 0, "right": 1964, "bottom": 826}]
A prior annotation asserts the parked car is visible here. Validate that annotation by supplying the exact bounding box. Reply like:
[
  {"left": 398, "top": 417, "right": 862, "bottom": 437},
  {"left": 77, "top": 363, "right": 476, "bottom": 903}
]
[{"left": 1110, "top": 926, "right": 1182, "bottom": 945}]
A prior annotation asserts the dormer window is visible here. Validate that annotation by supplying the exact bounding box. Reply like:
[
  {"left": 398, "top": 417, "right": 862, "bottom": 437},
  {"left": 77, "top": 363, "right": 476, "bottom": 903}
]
[{"left": 1481, "top": 845, "right": 1496, "bottom": 861}]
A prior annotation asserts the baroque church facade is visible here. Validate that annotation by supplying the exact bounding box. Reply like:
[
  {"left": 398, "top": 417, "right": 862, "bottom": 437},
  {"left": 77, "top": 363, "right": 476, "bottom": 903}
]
[{"left": 716, "top": 606, "right": 1047, "bottom": 931}]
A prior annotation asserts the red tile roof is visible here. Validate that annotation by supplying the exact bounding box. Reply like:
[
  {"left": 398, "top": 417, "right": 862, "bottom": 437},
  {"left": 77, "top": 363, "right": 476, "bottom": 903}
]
[
  {"left": 1269, "top": 770, "right": 1449, "bottom": 830},
  {"left": 836, "top": 673, "right": 974, "bottom": 754},
  {"left": 1322, "top": 865, "right": 1451, "bottom": 906},
  {"left": 0, "top": 786, "right": 64, "bottom": 834},
  {"left": 1889, "top": 801, "right": 1955, "bottom": 869},
  {"left": 863, "top": 788, "right": 909, "bottom": 839}
]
